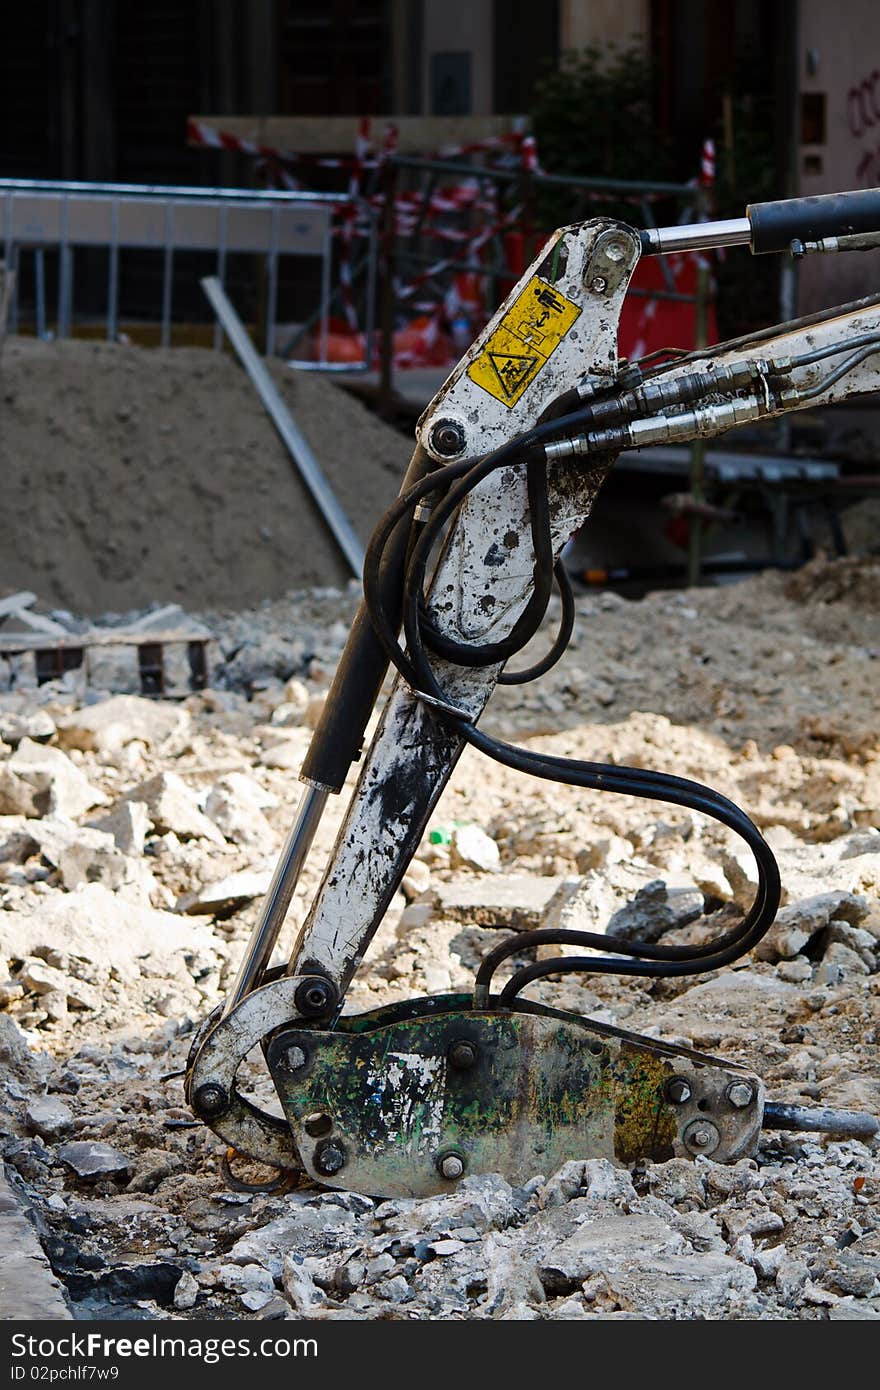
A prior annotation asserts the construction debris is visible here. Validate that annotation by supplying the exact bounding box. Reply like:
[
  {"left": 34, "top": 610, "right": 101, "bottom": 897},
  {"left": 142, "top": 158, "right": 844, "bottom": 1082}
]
[{"left": 0, "top": 551, "right": 879, "bottom": 1319}]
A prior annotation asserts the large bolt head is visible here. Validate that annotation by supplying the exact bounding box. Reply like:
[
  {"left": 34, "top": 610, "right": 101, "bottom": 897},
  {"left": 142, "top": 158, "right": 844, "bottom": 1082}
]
[
  {"left": 429, "top": 419, "right": 466, "bottom": 457},
  {"left": 726, "top": 1081, "right": 756, "bottom": 1109},
  {"left": 683, "top": 1119, "right": 720, "bottom": 1156},
  {"left": 314, "top": 1140, "right": 346, "bottom": 1177},
  {"left": 448, "top": 1040, "right": 478, "bottom": 1070},
  {"left": 438, "top": 1152, "right": 466, "bottom": 1181},
  {"left": 666, "top": 1077, "right": 692, "bottom": 1105},
  {"left": 294, "top": 975, "right": 336, "bottom": 1018},
  {"left": 193, "top": 1082, "right": 228, "bottom": 1119}
]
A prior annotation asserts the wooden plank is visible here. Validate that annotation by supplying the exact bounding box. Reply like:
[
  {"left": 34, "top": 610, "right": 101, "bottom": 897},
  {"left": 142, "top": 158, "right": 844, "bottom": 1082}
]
[
  {"left": 0, "top": 631, "right": 210, "bottom": 652},
  {"left": 0, "top": 591, "right": 37, "bottom": 619},
  {"left": 2, "top": 607, "right": 69, "bottom": 637},
  {"left": 189, "top": 114, "right": 528, "bottom": 156}
]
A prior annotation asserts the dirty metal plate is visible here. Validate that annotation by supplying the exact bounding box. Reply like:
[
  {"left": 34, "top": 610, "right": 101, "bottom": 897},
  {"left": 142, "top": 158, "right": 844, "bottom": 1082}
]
[
  {"left": 266, "top": 1007, "right": 763, "bottom": 1197},
  {"left": 417, "top": 220, "right": 641, "bottom": 462}
]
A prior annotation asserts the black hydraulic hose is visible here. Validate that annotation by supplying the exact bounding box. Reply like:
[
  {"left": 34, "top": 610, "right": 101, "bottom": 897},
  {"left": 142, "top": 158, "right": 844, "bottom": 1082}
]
[
  {"left": 362, "top": 403, "right": 607, "bottom": 689},
  {"left": 393, "top": 447, "right": 780, "bottom": 1000},
  {"left": 416, "top": 454, "right": 557, "bottom": 669},
  {"left": 361, "top": 410, "right": 781, "bottom": 1007},
  {"left": 456, "top": 733, "right": 780, "bottom": 995},
  {"left": 497, "top": 561, "right": 575, "bottom": 685}
]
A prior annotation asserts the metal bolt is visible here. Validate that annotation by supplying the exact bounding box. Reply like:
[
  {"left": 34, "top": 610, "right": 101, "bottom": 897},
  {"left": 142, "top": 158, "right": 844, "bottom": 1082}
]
[
  {"left": 590, "top": 275, "right": 608, "bottom": 294},
  {"left": 448, "top": 1040, "right": 478, "bottom": 1070},
  {"left": 285, "top": 1045, "right": 307, "bottom": 1072},
  {"left": 294, "top": 975, "right": 336, "bottom": 1018},
  {"left": 726, "top": 1081, "right": 755, "bottom": 1109},
  {"left": 314, "top": 1140, "right": 346, "bottom": 1176},
  {"left": 603, "top": 238, "right": 628, "bottom": 263},
  {"left": 689, "top": 1128, "right": 717, "bottom": 1150},
  {"left": 683, "top": 1119, "right": 720, "bottom": 1155},
  {"left": 192, "top": 1083, "right": 228, "bottom": 1118},
  {"left": 666, "top": 1077, "right": 692, "bottom": 1105},
  {"left": 430, "top": 419, "right": 466, "bottom": 457},
  {"left": 437, "top": 1152, "right": 466, "bottom": 1181}
]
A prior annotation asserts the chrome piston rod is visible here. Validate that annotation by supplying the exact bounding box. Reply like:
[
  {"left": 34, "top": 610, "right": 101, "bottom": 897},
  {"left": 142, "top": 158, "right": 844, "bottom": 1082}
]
[
  {"left": 641, "top": 218, "right": 752, "bottom": 255},
  {"left": 221, "top": 782, "right": 329, "bottom": 1016}
]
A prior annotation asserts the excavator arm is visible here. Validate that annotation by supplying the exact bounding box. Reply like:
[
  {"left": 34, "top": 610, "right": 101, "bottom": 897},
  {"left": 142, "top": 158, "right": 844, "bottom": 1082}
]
[{"left": 187, "top": 191, "right": 880, "bottom": 1195}]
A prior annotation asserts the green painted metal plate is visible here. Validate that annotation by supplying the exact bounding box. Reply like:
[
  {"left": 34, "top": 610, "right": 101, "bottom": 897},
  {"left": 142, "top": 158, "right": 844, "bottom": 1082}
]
[{"left": 266, "top": 1004, "right": 760, "bottom": 1197}]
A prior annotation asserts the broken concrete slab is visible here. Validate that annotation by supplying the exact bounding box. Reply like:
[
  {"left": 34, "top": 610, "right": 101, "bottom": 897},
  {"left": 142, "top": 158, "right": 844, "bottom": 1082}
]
[
  {"left": 176, "top": 865, "right": 273, "bottom": 916},
  {"left": 16, "top": 957, "right": 101, "bottom": 1012},
  {"left": 756, "top": 891, "right": 870, "bottom": 963},
  {"left": 227, "top": 1202, "right": 360, "bottom": 1278},
  {"left": 24, "top": 1096, "right": 74, "bottom": 1141},
  {"left": 0, "top": 882, "right": 220, "bottom": 984},
  {"left": 204, "top": 772, "right": 276, "bottom": 847},
  {"left": 87, "top": 800, "right": 152, "bottom": 856},
  {"left": 597, "top": 1250, "right": 758, "bottom": 1317},
  {"left": 0, "top": 815, "right": 39, "bottom": 864},
  {"left": 0, "top": 739, "right": 106, "bottom": 819},
  {"left": 0, "top": 1015, "right": 53, "bottom": 1089},
  {"left": 606, "top": 879, "right": 704, "bottom": 943},
  {"left": 0, "top": 1165, "right": 71, "bottom": 1318},
  {"left": 56, "top": 1141, "right": 132, "bottom": 1181},
  {"left": 25, "top": 815, "right": 135, "bottom": 893},
  {"left": 120, "top": 771, "right": 224, "bottom": 844},
  {"left": 0, "top": 707, "right": 56, "bottom": 746},
  {"left": 538, "top": 1211, "right": 687, "bottom": 1293},
  {"left": 55, "top": 695, "right": 191, "bottom": 754},
  {"left": 450, "top": 824, "right": 501, "bottom": 873},
  {"left": 430, "top": 875, "right": 566, "bottom": 929}
]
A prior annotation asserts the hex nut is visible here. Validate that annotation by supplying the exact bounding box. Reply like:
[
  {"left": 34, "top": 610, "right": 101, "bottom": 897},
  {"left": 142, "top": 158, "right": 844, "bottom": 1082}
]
[
  {"left": 666, "top": 1077, "right": 692, "bottom": 1105},
  {"left": 726, "top": 1081, "right": 756, "bottom": 1109},
  {"left": 294, "top": 976, "right": 336, "bottom": 1017},
  {"left": 437, "top": 1152, "right": 466, "bottom": 1181},
  {"left": 285, "top": 1045, "right": 307, "bottom": 1072},
  {"left": 683, "top": 1119, "right": 720, "bottom": 1155},
  {"left": 192, "top": 1083, "right": 228, "bottom": 1118},
  {"left": 430, "top": 419, "right": 467, "bottom": 458}
]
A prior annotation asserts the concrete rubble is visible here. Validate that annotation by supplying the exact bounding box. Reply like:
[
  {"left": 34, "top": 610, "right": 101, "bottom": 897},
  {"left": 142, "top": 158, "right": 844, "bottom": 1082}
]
[{"left": 0, "top": 553, "right": 878, "bottom": 1320}]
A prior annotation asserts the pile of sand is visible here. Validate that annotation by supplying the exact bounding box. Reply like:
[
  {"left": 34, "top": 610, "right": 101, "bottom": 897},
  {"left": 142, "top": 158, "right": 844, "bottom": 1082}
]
[{"left": 0, "top": 339, "right": 410, "bottom": 612}]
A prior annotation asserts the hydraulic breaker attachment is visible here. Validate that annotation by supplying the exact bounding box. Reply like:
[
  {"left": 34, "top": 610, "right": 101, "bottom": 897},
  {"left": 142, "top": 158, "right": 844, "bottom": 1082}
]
[
  {"left": 188, "top": 189, "right": 880, "bottom": 1194},
  {"left": 266, "top": 997, "right": 766, "bottom": 1197}
]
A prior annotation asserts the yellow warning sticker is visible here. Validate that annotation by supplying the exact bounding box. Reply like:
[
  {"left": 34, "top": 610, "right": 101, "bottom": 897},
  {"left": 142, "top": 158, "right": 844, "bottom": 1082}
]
[{"left": 466, "top": 276, "right": 581, "bottom": 408}]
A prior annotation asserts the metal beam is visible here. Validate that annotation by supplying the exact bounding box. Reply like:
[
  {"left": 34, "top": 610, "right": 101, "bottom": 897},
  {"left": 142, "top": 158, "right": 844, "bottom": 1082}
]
[{"left": 201, "top": 276, "right": 365, "bottom": 580}]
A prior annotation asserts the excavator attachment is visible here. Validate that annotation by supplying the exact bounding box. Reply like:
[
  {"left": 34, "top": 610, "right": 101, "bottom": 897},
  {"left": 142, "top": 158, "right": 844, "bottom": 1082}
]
[{"left": 187, "top": 189, "right": 880, "bottom": 1194}]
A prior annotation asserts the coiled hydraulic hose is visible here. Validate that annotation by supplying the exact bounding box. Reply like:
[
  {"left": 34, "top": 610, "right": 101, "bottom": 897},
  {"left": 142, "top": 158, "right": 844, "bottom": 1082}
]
[{"left": 362, "top": 401, "right": 781, "bottom": 1007}]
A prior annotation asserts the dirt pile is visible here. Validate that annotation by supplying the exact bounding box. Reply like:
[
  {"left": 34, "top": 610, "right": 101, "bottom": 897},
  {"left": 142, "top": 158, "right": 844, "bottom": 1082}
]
[
  {"left": 0, "top": 339, "right": 409, "bottom": 612},
  {"left": 0, "top": 555, "right": 878, "bottom": 1320}
]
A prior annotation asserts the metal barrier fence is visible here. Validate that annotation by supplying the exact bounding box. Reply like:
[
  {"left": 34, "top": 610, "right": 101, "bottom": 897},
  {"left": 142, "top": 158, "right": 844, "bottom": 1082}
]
[
  {"left": 0, "top": 179, "right": 377, "bottom": 367},
  {"left": 373, "top": 155, "right": 706, "bottom": 409}
]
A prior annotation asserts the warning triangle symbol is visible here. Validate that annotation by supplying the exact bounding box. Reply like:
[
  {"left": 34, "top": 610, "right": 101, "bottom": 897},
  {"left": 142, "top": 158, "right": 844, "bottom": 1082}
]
[{"left": 488, "top": 351, "right": 538, "bottom": 398}]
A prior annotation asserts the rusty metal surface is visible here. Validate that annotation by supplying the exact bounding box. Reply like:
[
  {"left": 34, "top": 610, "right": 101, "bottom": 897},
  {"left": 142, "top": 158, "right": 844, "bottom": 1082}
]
[{"left": 267, "top": 1001, "right": 763, "bottom": 1197}]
